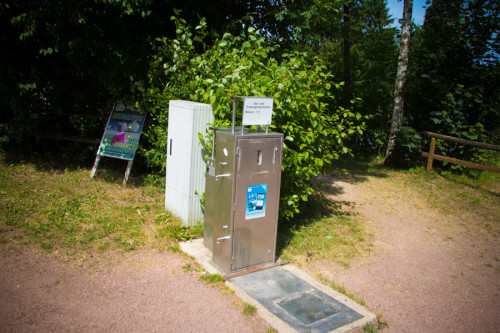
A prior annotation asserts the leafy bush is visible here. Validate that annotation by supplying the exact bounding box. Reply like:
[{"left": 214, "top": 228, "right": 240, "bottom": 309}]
[
  {"left": 426, "top": 84, "right": 496, "bottom": 173},
  {"left": 384, "top": 126, "right": 422, "bottom": 169},
  {"left": 141, "top": 15, "right": 365, "bottom": 221}
]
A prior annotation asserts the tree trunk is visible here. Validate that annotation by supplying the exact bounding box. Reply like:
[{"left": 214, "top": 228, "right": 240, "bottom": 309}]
[{"left": 385, "top": 0, "right": 413, "bottom": 160}]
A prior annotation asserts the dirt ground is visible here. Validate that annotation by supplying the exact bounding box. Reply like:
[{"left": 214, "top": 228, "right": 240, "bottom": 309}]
[
  {"left": 0, "top": 247, "right": 269, "bottom": 332},
  {"left": 1, "top": 173, "right": 499, "bottom": 332},
  {"left": 311, "top": 173, "right": 500, "bottom": 332}
]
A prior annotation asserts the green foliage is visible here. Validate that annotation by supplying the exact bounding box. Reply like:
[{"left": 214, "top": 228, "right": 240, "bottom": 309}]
[
  {"left": 0, "top": 0, "right": 156, "bottom": 151},
  {"left": 242, "top": 303, "right": 257, "bottom": 316},
  {"left": 0, "top": 0, "right": 289, "bottom": 159},
  {"left": 405, "top": 0, "right": 499, "bottom": 169},
  {"left": 198, "top": 273, "right": 224, "bottom": 285},
  {"left": 158, "top": 221, "right": 203, "bottom": 241},
  {"left": 384, "top": 126, "right": 422, "bottom": 169},
  {"left": 364, "top": 313, "right": 388, "bottom": 333},
  {"left": 141, "top": 16, "right": 366, "bottom": 221},
  {"left": 274, "top": 0, "right": 399, "bottom": 157},
  {"left": 427, "top": 84, "right": 493, "bottom": 171}
]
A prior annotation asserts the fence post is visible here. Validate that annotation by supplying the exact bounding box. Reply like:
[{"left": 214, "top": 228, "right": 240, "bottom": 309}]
[{"left": 426, "top": 137, "right": 436, "bottom": 177}]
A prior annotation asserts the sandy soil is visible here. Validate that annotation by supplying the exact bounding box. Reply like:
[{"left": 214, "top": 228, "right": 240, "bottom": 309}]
[
  {"left": 311, "top": 174, "right": 500, "bottom": 332},
  {"left": 0, "top": 247, "right": 269, "bottom": 332}
]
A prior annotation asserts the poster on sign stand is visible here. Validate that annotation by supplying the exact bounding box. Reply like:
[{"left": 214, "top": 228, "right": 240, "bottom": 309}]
[{"left": 90, "top": 102, "right": 146, "bottom": 185}]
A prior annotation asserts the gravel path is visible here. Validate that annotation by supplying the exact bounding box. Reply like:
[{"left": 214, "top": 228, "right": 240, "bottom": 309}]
[
  {"left": 311, "top": 174, "right": 500, "bottom": 332},
  {"left": 0, "top": 248, "right": 268, "bottom": 332}
]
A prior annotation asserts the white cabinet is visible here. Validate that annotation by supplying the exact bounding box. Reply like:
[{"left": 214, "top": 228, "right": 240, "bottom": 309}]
[{"left": 165, "top": 100, "right": 213, "bottom": 225}]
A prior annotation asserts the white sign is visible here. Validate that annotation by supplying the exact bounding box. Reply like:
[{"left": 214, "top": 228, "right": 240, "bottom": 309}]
[{"left": 242, "top": 97, "right": 274, "bottom": 126}]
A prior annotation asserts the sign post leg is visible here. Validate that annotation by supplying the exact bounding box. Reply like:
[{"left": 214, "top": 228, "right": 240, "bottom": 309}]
[
  {"left": 123, "top": 160, "right": 134, "bottom": 186},
  {"left": 90, "top": 154, "right": 101, "bottom": 178}
]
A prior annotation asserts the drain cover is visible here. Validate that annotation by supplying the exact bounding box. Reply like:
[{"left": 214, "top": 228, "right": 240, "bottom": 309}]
[
  {"left": 278, "top": 292, "right": 340, "bottom": 324},
  {"left": 231, "top": 266, "right": 363, "bottom": 332}
]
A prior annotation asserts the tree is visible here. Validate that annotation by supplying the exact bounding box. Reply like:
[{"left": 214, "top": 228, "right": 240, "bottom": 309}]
[
  {"left": 142, "top": 17, "right": 366, "bottom": 221},
  {"left": 0, "top": 0, "right": 163, "bottom": 153},
  {"left": 404, "top": 0, "right": 499, "bottom": 166},
  {"left": 0, "top": 0, "right": 275, "bottom": 154},
  {"left": 342, "top": 3, "right": 352, "bottom": 108},
  {"left": 339, "top": 0, "right": 398, "bottom": 155},
  {"left": 304, "top": 0, "right": 398, "bottom": 155},
  {"left": 385, "top": 0, "right": 413, "bottom": 160}
]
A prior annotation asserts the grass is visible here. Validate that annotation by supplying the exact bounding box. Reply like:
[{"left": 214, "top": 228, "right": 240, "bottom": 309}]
[
  {"left": 198, "top": 273, "right": 224, "bottom": 285},
  {"left": 387, "top": 167, "right": 499, "bottom": 238},
  {"left": 332, "top": 156, "right": 500, "bottom": 238},
  {"left": 0, "top": 152, "right": 376, "bottom": 271},
  {"left": 2, "top": 153, "right": 497, "bottom": 264},
  {"left": 182, "top": 262, "right": 204, "bottom": 273},
  {"left": 363, "top": 312, "right": 388, "bottom": 332},
  {"left": 277, "top": 184, "right": 373, "bottom": 268},
  {"left": 317, "top": 274, "right": 366, "bottom": 306},
  {"left": 242, "top": 302, "right": 257, "bottom": 316},
  {"left": 0, "top": 154, "right": 202, "bottom": 257},
  {"left": 278, "top": 213, "right": 371, "bottom": 268},
  {"left": 198, "top": 272, "right": 234, "bottom": 293}
]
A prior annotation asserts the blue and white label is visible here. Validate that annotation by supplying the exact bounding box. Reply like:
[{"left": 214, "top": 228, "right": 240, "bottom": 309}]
[{"left": 246, "top": 184, "right": 267, "bottom": 220}]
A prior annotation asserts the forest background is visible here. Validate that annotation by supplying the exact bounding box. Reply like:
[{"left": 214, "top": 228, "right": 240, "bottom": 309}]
[{"left": 1, "top": 0, "right": 498, "bottom": 221}]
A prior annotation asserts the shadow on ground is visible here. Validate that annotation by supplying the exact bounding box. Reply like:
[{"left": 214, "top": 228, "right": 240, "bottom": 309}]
[
  {"left": 1, "top": 148, "right": 151, "bottom": 188},
  {"left": 276, "top": 157, "right": 390, "bottom": 258},
  {"left": 313, "top": 157, "right": 390, "bottom": 197},
  {"left": 436, "top": 171, "right": 500, "bottom": 198}
]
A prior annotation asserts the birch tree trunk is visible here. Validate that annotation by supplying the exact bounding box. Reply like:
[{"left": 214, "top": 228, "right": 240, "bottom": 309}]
[{"left": 385, "top": 0, "right": 413, "bottom": 160}]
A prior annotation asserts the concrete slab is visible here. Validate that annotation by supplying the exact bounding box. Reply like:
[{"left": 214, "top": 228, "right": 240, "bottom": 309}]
[{"left": 180, "top": 239, "right": 376, "bottom": 333}]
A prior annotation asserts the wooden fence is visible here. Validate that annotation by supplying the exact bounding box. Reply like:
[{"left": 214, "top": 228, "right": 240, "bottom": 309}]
[{"left": 421, "top": 131, "right": 500, "bottom": 176}]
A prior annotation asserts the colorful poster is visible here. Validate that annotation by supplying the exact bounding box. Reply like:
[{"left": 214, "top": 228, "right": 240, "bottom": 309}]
[
  {"left": 97, "top": 102, "right": 145, "bottom": 161},
  {"left": 246, "top": 184, "right": 267, "bottom": 220}
]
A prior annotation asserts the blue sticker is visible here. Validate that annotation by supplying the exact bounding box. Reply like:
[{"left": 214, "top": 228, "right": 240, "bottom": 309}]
[{"left": 246, "top": 184, "right": 267, "bottom": 220}]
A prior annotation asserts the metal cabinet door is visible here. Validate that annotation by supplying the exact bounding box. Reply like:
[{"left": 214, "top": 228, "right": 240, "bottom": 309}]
[
  {"left": 231, "top": 136, "right": 282, "bottom": 271},
  {"left": 210, "top": 133, "right": 236, "bottom": 273}
]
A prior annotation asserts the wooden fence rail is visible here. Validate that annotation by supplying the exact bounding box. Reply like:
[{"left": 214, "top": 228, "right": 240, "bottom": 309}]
[{"left": 421, "top": 131, "right": 500, "bottom": 176}]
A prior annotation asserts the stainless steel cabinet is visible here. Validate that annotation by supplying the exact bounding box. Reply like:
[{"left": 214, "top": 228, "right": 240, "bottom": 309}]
[{"left": 204, "top": 128, "right": 283, "bottom": 273}]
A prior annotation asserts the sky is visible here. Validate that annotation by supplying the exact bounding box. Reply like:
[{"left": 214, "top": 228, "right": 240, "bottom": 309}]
[{"left": 387, "top": 0, "right": 429, "bottom": 27}]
